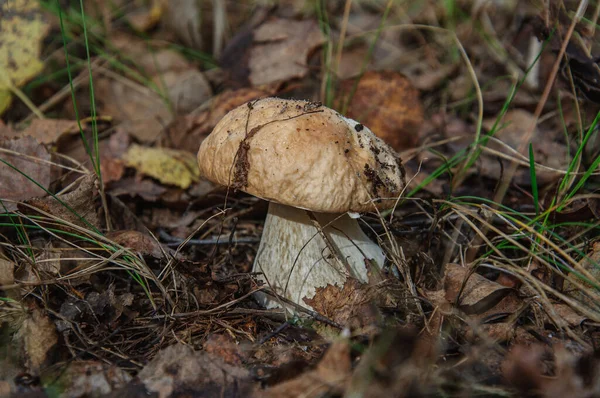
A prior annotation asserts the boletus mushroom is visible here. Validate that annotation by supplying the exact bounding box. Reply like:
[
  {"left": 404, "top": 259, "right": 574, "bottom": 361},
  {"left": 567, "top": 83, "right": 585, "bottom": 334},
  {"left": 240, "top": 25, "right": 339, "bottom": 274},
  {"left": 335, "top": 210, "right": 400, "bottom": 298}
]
[{"left": 197, "top": 98, "right": 405, "bottom": 309}]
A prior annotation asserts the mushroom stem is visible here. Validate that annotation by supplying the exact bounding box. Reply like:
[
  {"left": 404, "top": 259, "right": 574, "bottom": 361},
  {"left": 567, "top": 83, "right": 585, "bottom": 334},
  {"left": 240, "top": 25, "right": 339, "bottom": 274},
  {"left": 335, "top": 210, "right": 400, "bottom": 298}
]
[{"left": 253, "top": 202, "right": 385, "bottom": 309}]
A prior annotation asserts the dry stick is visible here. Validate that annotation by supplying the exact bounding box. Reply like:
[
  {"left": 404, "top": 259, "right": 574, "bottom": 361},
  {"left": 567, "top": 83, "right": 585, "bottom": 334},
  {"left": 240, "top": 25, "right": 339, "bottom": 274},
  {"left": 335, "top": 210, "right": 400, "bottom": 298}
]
[{"left": 466, "top": 0, "right": 588, "bottom": 264}]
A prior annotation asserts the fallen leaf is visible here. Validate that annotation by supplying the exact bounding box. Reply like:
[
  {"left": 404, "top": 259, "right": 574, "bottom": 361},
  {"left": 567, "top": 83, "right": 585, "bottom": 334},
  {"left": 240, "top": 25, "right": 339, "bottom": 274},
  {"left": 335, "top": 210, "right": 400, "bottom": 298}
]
[
  {"left": 261, "top": 337, "right": 351, "bottom": 398},
  {"left": 546, "top": 303, "right": 586, "bottom": 328},
  {"left": 480, "top": 109, "right": 569, "bottom": 185},
  {"left": 340, "top": 71, "right": 424, "bottom": 152},
  {"left": 152, "top": 68, "right": 212, "bottom": 114},
  {"left": 97, "top": 34, "right": 212, "bottom": 142},
  {"left": 136, "top": 344, "right": 252, "bottom": 398},
  {"left": 95, "top": 77, "right": 172, "bottom": 143},
  {"left": 0, "top": 0, "right": 50, "bottom": 114},
  {"left": 443, "top": 263, "right": 515, "bottom": 315},
  {"left": 16, "top": 308, "right": 58, "bottom": 373},
  {"left": 22, "top": 173, "right": 100, "bottom": 230},
  {"left": 106, "top": 230, "right": 167, "bottom": 259},
  {"left": 303, "top": 278, "right": 379, "bottom": 328},
  {"left": 20, "top": 119, "right": 80, "bottom": 145},
  {"left": 124, "top": 144, "right": 200, "bottom": 189},
  {"left": 0, "top": 135, "right": 53, "bottom": 206},
  {"left": 163, "top": 0, "right": 203, "bottom": 49},
  {"left": 109, "top": 178, "right": 167, "bottom": 201},
  {"left": 249, "top": 18, "right": 324, "bottom": 86},
  {"left": 164, "top": 87, "right": 271, "bottom": 152}
]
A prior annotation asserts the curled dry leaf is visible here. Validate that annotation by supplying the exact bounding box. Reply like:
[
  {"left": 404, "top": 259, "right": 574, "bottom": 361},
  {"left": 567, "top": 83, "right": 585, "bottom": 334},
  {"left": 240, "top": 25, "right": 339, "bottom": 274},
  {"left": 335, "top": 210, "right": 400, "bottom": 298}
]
[
  {"left": 0, "top": 0, "right": 50, "bottom": 114},
  {"left": 444, "top": 263, "right": 516, "bottom": 316},
  {"left": 0, "top": 135, "right": 53, "bottom": 207},
  {"left": 341, "top": 71, "right": 424, "bottom": 152},
  {"left": 248, "top": 18, "right": 324, "bottom": 86},
  {"left": 123, "top": 144, "right": 200, "bottom": 189}
]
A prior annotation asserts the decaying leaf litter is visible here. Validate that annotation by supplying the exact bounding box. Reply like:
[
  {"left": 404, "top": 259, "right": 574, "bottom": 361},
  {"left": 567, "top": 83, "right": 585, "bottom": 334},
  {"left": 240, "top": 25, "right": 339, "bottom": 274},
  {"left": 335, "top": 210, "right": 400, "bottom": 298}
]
[{"left": 1, "top": 0, "right": 600, "bottom": 396}]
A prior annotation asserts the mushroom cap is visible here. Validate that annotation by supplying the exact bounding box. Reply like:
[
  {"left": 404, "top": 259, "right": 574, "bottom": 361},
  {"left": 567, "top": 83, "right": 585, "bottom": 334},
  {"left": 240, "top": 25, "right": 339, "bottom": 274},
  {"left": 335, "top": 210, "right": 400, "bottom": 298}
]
[{"left": 197, "top": 97, "right": 405, "bottom": 213}]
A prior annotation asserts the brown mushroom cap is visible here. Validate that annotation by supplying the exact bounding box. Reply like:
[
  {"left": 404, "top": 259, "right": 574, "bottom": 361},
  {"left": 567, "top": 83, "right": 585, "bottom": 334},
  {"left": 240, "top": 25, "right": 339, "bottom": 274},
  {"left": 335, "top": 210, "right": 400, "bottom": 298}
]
[{"left": 197, "top": 97, "right": 405, "bottom": 213}]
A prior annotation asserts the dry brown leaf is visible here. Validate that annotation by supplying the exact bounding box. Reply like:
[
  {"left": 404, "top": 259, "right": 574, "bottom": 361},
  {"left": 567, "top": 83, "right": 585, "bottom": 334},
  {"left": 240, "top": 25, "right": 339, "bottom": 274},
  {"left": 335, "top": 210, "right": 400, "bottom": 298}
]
[
  {"left": 96, "top": 35, "right": 212, "bottom": 142},
  {"left": 0, "top": 135, "right": 53, "bottom": 206},
  {"left": 106, "top": 230, "right": 166, "bottom": 259},
  {"left": 443, "top": 263, "right": 516, "bottom": 315},
  {"left": 0, "top": 257, "right": 14, "bottom": 287},
  {"left": 341, "top": 70, "right": 424, "bottom": 152},
  {"left": 249, "top": 18, "right": 324, "bottom": 86},
  {"left": 152, "top": 68, "right": 212, "bottom": 114},
  {"left": 164, "top": 87, "right": 271, "bottom": 151},
  {"left": 109, "top": 178, "right": 167, "bottom": 201},
  {"left": 303, "top": 278, "right": 379, "bottom": 328},
  {"left": 547, "top": 303, "right": 586, "bottom": 327},
  {"left": 21, "top": 119, "right": 80, "bottom": 145},
  {"left": 137, "top": 344, "right": 252, "bottom": 398},
  {"left": 260, "top": 338, "right": 351, "bottom": 398},
  {"left": 16, "top": 308, "right": 58, "bottom": 373},
  {"left": 95, "top": 77, "right": 172, "bottom": 143},
  {"left": 22, "top": 173, "right": 100, "bottom": 230},
  {"left": 481, "top": 109, "right": 569, "bottom": 185}
]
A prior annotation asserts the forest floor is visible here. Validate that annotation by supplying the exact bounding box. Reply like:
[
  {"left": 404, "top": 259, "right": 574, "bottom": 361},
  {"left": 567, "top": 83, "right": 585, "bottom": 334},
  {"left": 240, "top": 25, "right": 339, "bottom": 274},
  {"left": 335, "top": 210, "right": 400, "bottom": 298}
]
[{"left": 1, "top": 0, "right": 600, "bottom": 397}]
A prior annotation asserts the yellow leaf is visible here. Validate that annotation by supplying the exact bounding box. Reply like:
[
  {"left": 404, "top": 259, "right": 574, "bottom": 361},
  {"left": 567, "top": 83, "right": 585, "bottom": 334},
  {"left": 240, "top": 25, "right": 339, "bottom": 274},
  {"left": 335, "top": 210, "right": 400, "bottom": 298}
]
[
  {"left": 0, "top": 0, "right": 50, "bottom": 115},
  {"left": 124, "top": 144, "right": 199, "bottom": 189}
]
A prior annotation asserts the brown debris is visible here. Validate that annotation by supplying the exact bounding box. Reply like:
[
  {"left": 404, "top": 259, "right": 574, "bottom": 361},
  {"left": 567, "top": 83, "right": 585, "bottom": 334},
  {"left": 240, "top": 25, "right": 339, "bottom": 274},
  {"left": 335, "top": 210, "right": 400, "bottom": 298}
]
[
  {"left": 16, "top": 308, "right": 58, "bottom": 373},
  {"left": 341, "top": 70, "right": 424, "bottom": 153},
  {"left": 22, "top": 173, "right": 100, "bottom": 230},
  {"left": 248, "top": 18, "right": 324, "bottom": 86},
  {"left": 135, "top": 344, "right": 252, "bottom": 398},
  {"left": 260, "top": 337, "right": 351, "bottom": 398},
  {"left": 303, "top": 278, "right": 380, "bottom": 329},
  {"left": 0, "top": 135, "right": 53, "bottom": 206}
]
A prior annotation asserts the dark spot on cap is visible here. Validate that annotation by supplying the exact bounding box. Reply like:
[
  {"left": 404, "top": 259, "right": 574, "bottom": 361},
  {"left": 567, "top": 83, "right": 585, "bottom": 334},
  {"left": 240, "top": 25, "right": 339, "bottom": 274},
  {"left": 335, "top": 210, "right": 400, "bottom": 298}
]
[{"left": 355, "top": 124, "right": 364, "bottom": 132}]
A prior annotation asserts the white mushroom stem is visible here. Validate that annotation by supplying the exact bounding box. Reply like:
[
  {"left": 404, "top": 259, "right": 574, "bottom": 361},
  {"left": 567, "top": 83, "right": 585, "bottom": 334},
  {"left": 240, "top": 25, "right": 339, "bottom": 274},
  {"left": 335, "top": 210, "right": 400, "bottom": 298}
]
[{"left": 253, "top": 202, "right": 385, "bottom": 309}]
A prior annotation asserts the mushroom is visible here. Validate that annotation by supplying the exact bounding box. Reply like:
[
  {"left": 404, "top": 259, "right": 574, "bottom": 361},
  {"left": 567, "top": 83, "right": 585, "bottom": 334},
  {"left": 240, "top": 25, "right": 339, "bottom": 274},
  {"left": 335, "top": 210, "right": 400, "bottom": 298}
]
[{"left": 197, "top": 98, "right": 405, "bottom": 309}]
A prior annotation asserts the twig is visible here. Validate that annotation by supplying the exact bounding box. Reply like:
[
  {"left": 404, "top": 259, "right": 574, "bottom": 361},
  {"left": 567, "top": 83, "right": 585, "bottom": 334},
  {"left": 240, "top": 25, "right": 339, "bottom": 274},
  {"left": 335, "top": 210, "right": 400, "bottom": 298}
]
[{"left": 157, "top": 228, "right": 260, "bottom": 247}]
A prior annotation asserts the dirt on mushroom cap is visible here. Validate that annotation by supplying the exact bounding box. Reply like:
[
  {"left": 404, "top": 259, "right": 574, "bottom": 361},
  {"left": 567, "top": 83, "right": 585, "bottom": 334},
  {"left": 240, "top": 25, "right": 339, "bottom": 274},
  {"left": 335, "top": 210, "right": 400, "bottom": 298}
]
[{"left": 196, "top": 98, "right": 406, "bottom": 213}]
